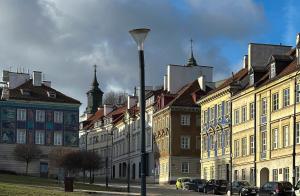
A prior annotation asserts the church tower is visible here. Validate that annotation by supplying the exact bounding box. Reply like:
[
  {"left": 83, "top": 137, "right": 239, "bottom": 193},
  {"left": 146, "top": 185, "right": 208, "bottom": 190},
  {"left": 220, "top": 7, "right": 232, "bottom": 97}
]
[
  {"left": 85, "top": 65, "right": 103, "bottom": 114},
  {"left": 186, "top": 39, "right": 198, "bottom": 67}
]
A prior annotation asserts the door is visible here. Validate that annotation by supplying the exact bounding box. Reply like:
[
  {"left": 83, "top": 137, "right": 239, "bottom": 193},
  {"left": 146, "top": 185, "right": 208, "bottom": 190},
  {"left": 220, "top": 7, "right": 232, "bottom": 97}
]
[
  {"left": 132, "top": 164, "right": 136, "bottom": 180},
  {"left": 40, "top": 162, "right": 48, "bottom": 178}
]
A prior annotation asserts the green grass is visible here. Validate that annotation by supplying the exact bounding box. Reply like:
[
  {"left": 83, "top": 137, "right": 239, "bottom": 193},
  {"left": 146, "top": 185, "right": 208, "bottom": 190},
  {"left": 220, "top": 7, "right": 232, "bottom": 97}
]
[
  {"left": 0, "top": 183, "right": 85, "bottom": 196},
  {"left": 0, "top": 174, "right": 126, "bottom": 195}
]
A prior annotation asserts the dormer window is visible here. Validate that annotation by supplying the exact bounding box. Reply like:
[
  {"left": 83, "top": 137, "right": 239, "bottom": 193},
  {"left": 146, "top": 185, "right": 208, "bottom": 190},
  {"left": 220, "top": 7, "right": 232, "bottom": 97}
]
[
  {"left": 249, "top": 73, "right": 254, "bottom": 86},
  {"left": 47, "top": 91, "right": 56, "bottom": 98},
  {"left": 270, "top": 62, "right": 276, "bottom": 78},
  {"left": 20, "top": 89, "right": 31, "bottom": 96}
]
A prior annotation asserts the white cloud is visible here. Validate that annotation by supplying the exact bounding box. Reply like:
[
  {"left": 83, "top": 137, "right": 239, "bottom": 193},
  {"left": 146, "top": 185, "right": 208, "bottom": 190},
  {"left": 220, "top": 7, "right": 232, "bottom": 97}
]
[{"left": 0, "top": 0, "right": 266, "bottom": 114}]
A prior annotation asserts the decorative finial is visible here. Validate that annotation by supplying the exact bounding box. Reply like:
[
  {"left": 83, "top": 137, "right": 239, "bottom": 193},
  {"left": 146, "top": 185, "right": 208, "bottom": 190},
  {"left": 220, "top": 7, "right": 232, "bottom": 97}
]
[{"left": 187, "top": 38, "right": 197, "bottom": 66}]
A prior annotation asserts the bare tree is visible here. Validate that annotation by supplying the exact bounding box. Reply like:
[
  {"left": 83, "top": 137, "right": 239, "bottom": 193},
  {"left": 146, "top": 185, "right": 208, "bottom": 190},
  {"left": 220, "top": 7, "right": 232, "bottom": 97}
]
[
  {"left": 14, "top": 144, "right": 42, "bottom": 175},
  {"left": 81, "top": 151, "right": 102, "bottom": 184},
  {"left": 60, "top": 150, "right": 82, "bottom": 176},
  {"left": 103, "top": 91, "right": 127, "bottom": 105}
]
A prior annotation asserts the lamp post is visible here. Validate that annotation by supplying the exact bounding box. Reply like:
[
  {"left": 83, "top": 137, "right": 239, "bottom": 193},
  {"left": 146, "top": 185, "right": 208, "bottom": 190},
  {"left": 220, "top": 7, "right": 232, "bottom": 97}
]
[
  {"left": 106, "top": 128, "right": 114, "bottom": 189},
  {"left": 293, "top": 35, "right": 300, "bottom": 187},
  {"left": 129, "top": 28, "right": 150, "bottom": 196}
]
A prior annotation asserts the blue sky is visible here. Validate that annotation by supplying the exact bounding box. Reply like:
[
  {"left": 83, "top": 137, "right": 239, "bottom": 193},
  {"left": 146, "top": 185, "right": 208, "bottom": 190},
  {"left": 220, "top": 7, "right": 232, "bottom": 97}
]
[{"left": 0, "top": 0, "right": 299, "bottom": 113}]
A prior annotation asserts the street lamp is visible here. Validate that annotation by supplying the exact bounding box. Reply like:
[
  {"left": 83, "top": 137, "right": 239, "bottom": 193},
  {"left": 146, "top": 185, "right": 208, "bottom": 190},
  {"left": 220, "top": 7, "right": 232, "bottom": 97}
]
[
  {"left": 106, "top": 128, "right": 114, "bottom": 189},
  {"left": 129, "top": 28, "right": 150, "bottom": 196},
  {"left": 293, "top": 33, "right": 300, "bottom": 187}
]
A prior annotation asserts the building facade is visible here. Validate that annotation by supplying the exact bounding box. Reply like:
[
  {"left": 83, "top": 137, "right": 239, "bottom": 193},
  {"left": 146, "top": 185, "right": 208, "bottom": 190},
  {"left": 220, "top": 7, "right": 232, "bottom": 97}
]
[{"left": 0, "top": 70, "right": 80, "bottom": 177}]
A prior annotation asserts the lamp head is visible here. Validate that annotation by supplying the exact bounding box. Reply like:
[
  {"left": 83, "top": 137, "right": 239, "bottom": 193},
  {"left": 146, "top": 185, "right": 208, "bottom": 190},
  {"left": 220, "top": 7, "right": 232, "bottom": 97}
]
[{"left": 129, "top": 28, "right": 150, "bottom": 50}]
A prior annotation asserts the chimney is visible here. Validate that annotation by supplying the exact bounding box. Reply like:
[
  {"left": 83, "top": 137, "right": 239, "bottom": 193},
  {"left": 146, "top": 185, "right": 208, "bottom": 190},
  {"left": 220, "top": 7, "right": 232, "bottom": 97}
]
[
  {"left": 163, "top": 75, "right": 167, "bottom": 91},
  {"left": 43, "top": 81, "right": 51, "bottom": 87},
  {"left": 243, "top": 55, "right": 248, "bottom": 69},
  {"left": 104, "top": 104, "right": 113, "bottom": 116},
  {"left": 33, "top": 71, "right": 42, "bottom": 86},
  {"left": 1, "top": 86, "right": 9, "bottom": 100},
  {"left": 127, "top": 95, "right": 137, "bottom": 109},
  {"left": 296, "top": 33, "right": 300, "bottom": 64},
  {"left": 198, "top": 75, "right": 206, "bottom": 91}
]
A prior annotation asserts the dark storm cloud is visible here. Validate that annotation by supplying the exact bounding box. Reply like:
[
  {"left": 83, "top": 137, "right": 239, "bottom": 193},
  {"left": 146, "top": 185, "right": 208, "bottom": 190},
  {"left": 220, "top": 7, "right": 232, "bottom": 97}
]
[{"left": 0, "top": 0, "right": 266, "bottom": 113}]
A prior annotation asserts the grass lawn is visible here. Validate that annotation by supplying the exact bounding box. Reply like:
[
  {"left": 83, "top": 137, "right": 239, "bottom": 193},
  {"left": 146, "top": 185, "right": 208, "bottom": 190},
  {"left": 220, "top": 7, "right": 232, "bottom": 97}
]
[
  {"left": 0, "top": 174, "right": 126, "bottom": 195},
  {"left": 0, "top": 183, "right": 85, "bottom": 195}
]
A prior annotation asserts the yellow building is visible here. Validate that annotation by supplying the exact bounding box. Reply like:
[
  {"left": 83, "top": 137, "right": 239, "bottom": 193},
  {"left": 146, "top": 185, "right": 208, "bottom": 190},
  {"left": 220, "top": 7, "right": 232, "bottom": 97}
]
[
  {"left": 232, "top": 41, "right": 300, "bottom": 187},
  {"left": 198, "top": 68, "right": 248, "bottom": 181}
]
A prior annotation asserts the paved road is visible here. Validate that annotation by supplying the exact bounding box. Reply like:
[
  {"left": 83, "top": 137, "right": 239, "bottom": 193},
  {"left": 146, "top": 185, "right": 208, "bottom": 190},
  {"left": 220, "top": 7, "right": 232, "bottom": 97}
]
[{"left": 89, "top": 182, "right": 219, "bottom": 195}]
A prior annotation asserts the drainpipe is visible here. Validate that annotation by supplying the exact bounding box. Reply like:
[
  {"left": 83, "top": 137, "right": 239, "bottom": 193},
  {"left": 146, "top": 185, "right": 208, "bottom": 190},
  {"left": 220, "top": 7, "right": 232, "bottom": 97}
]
[
  {"left": 254, "top": 93, "right": 257, "bottom": 187},
  {"left": 199, "top": 104, "right": 202, "bottom": 179},
  {"left": 229, "top": 93, "right": 233, "bottom": 196}
]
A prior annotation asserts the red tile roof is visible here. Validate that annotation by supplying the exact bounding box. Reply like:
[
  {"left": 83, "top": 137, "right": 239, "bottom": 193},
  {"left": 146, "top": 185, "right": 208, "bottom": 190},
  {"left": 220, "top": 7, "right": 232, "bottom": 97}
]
[{"left": 9, "top": 79, "right": 81, "bottom": 104}]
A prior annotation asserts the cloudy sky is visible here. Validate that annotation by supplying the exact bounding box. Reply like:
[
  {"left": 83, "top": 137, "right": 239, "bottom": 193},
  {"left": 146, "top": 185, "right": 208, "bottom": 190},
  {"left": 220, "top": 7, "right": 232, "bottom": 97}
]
[{"left": 0, "top": 0, "right": 299, "bottom": 114}]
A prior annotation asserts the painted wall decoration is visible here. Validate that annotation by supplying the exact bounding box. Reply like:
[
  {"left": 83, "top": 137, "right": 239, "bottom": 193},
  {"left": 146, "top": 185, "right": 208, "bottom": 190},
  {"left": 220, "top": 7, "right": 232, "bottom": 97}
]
[
  {"left": 45, "top": 131, "right": 53, "bottom": 145},
  {"left": 46, "top": 111, "right": 53, "bottom": 130},
  {"left": 27, "top": 130, "right": 34, "bottom": 144},
  {"left": 64, "top": 112, "right": 78, "bottom": 131},
  {"left": 1, "top": 108, "right": 16, "bottom": 143},
  {"left": 27, "top": 109, "right": 34, "bottom": 130},
  {"left": 64, "top": 131, "right": 78, "bottom": 146}
]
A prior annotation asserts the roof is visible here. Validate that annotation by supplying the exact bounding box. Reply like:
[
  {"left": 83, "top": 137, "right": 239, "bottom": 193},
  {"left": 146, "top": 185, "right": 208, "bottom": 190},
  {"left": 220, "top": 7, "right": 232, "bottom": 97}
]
[
  {"left": 8, "top": 79, "right": 81, "bottom": 104},
  {"left": 82, "top": 108, "right": 104, "bottom": 130}
]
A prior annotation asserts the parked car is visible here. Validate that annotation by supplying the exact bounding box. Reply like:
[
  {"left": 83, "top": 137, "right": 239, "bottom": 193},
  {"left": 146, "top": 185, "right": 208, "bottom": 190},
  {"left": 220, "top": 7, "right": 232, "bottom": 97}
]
[
  {"left": 231, "top": 181, "right": 258, "bottom": 196},
  {"left": 259, "top": 181, "right": 294, "bottom": 196},
  {"left": 203, "top": 179, "right": 229, "bottom": 194},
  {"left": 295, "top": 180, "right": 300, "bottom": 196},
  {"left": 183, "top": 179, "right": 207, "bottom": 192},
  {"left": 175, "top": 177, "right": 191, "bottom": 190}
]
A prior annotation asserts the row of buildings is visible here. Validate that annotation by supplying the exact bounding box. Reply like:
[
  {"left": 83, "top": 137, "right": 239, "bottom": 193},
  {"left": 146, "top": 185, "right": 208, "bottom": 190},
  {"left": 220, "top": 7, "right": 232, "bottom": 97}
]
[{"left": 80, "top": 33, "right": 300, "bottom": 187}]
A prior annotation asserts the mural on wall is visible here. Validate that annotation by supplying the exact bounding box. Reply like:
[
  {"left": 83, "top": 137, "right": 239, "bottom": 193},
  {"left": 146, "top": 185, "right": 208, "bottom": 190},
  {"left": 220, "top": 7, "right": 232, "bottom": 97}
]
[
  {"left": 27, "top": 109, "right": 34, "bottom": 130},
  {"left": 64, "top": 112, "right": 78, "bottom": 131},
  {"left": 1, "top": 108, "right": 16, "bottom": 143},
  {"left": 45, "top": 131, "right": 52, "bottom": 145},
  {"left": 46, "top": 111, "right": 53, "bottom": 130},
  {"left": 64, "top": 131, "right": 78, "bottom": 146},
  {"left": 28, "top": 130, "right": 34, "bottom": 144}
]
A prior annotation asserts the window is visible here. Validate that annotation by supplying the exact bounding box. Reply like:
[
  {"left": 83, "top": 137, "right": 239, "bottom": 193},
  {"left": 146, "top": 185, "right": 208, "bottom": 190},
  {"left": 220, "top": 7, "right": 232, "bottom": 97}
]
[
  {"left": 196, "top": 136, "right": 201, "bottom": 150},
  {"left": 210, "top": 166, "right": 215, "bottom": 179},
  {"left": 242, "top": 137, "right": 247, "bottom": 156},
  {"left": 250, "top": 73, "right": 254, "bottom": 85},
  {"left": 283, "top": 167, "right": 289, "bottom": 181},
  {"left": 297, "top": 122, "right": 300, "bottom": 144},
  {"left": 17, "top": 109, "right": 26, "bottom": 121},
  {"left": 225, "top": 101, "right": 230, "bottom": 116},
  {"left": 203, "top": 135, "right": 207, "bottom": 151},
  {"left": 242, "top": 169, "right": 246, "bottom": 180},
  {"left": 250, "top": 135, "right": 254, "bottom": 155},
  {"left": 281, "top": 125, "right": 288, "bottom": 148},
  {"left": 283, "top": 88, "right": 290, "bottom": 107},
  {"left": 17, "top": 129, "right": 26, "bottom": 144},
  {"left": 181, "top": 115, "right": 190, "bottom": 126},
  {"left": 273, "top": 169, "right": 278, "bottom": 181},
  {"left": 210, "top": 135, "right": 215, "bottom": 150},
  {"left": 196, "top": 115, "right": 200, "bottom": 127},
  {"left": 296, "top": 166, "right": 300, "bottom": 181},
  {"left": 225, "top": 130, "right": 230, "bottom": 147},
  {"left": 272, "top": 93, "right": 279, "bottom": 111},
  {"left": 218, "top": 104, "right": 222, "bottom": 119},
  {"left": 234, "top": 109, "right": 240, "bottom": 124},
  {"left": 270, "top": 63, "right": 276, "bottom": 78},
  {"left": 297, "top": 84, "right": 300, "bottom": 103},
  {"left": 261, "top": 130, "right": 267, "bottom": 152},
  {"left": 36, "top": 110, "right": 45, "bottom": 122},
  {"left": 217, "top": 132, "right": 222, "bottom": 148},
  {"left": 241, "top": 106, "right": 247, "bottom": 122},
  {"left": 204, "top": 110, "right": 208, "bottom": 123},
  {"left": 250, "top": 168, "right": 255, "bottom": 184},
  {"left": 234, "top": 170, "right": 239, "bottom": 181},
  {"left": 262, "top": 98, "right": 267, "bottom": 115},
  {"left": 272, "top": 128, "right": 278, "bottom": 149},
  {"left": 210, "top": 107, "right": 215, "bottom": 122},
  {"left": 181, "top": 162, "right": 189, "bottom": 173},
  {"left": 54, "top": 111, "right": 63, "bottom": 123},
  {"left": 234, "top": 140, "right": 240, "bottom": 157},
  {"left": 250, "top": 102, "right": 255, "bottom": 120},
  {"left": 35, "top": 130, "right": 45, "bottom": 145},
  {"left": 181, "top": 136, "right": 190, "bottom": 149},
  {"left": 54, "top": 131, "right": 62, "bottom": 145}
]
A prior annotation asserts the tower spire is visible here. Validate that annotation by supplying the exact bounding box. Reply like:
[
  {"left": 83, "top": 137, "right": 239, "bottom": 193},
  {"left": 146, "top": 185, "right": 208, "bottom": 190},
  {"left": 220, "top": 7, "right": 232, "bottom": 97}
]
[
  {"left": 186, "top": 38, "right": 197, "bottom": 66},
  {"left": 92, "top": 64, "right": 99, "bottom": 87}
]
